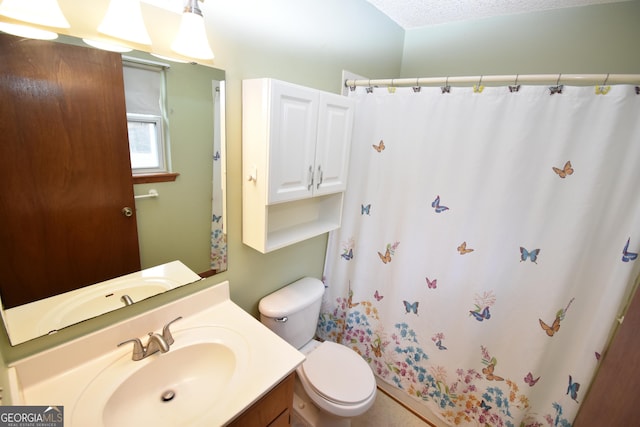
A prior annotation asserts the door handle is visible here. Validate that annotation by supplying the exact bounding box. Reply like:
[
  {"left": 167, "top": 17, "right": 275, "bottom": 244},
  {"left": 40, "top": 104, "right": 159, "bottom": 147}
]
[{"left": 122, "top": 207, "right": 134, "bottom": 217}]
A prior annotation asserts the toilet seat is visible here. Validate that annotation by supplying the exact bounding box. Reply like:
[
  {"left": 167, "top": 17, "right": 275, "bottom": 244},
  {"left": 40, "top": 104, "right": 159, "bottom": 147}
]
[{"left": 299, "top": 341, "right": 375, "bottom": 405}]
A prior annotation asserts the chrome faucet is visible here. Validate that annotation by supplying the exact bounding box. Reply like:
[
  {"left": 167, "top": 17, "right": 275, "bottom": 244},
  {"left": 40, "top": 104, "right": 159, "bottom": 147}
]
[
  {"left": 146, "top": 333, "right": 170, "bottom": 354},
  {"left": 120, "top": 295, "right": 134, "bottom": 306},
  {"left": 118, "top": 316, "right": 182, "bottom": 361}
]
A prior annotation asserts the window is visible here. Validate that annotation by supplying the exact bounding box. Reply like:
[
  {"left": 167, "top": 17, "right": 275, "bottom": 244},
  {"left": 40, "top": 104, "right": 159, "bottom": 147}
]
[
  {"left": 127, "top": 113, "right": 164, "bottom": 170},
  {"left": 122, "top": 57, "right": 169, "bottom": 175}
]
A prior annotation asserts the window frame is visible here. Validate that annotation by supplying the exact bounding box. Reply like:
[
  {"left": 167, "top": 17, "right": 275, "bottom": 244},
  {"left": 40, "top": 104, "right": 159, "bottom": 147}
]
[
  {"left": 127, "top": 112, "right": 166, "bottom": 174},
  {"left": 122, "top": 56, "right": 172, "bottom": 179}
]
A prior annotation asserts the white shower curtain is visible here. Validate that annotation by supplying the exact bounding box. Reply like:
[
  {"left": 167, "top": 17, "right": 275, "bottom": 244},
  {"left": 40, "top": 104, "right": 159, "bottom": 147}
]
[
  {"left": 211, "top": 82, "right": 227, "bottom": 271},
  {"left": 317, "top": 84, "right": 640, "bottom": 426}
]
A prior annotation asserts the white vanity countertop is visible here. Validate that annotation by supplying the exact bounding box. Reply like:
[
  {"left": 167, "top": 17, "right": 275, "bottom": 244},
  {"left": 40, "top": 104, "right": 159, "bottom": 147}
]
[{"left": 8, "top": 280, "right": 305, "bottom": 426}]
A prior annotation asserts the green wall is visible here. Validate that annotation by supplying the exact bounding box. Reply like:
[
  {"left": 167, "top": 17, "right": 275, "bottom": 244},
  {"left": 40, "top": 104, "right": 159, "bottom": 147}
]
[
  {"left": 0, "top": 0, "right": 404, "bottom": 363},
  {"left": 134, "top": 56, "right": 224, "bottom": 273},
  {"left": 203, "top": 0, "right": 404, "bottom": 315},
  {"left": 401, "top": 2, "right": 640, "bottom": 77},
  {"left": 2, "top": 0, "right": 639, "bottom": 368}
]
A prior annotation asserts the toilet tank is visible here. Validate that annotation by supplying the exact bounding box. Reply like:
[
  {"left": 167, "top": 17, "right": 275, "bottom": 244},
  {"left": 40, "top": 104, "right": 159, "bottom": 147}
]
[{"left": 259, "top": 277, "right": 325, "bottom": 349}]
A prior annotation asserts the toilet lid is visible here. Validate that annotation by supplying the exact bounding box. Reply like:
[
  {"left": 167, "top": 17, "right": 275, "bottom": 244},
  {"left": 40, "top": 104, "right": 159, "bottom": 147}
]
[{"left": 301, "top": 341, "right": 374, "bottom": 405}]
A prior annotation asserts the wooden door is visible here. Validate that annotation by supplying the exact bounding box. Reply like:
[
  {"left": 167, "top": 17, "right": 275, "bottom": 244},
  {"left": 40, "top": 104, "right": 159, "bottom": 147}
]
[
  {"left": 0, "top": 34, "right": 140, "bottom": 308},
  {"left": 573, "top": 282, "right": 640, "bottom": 425}
]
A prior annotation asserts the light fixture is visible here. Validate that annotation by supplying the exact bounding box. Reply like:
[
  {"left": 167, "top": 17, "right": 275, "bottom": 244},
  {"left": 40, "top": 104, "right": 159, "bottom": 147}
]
[
  {"left": 97, "top": 0, "right": 151, "bottom": 46},
  {"left": 0, "top": 0, "right": 70, "bottom": 29},
  {"left": 0, "top": 0, "right": 69, "bottom": 40},
  {"left": 171, "top": 0, "right": 214, "bottom": 60},
  {"left": 0, "top": 22, "right": 58, "bottom": 40},
  {"left": 82, "top": 38, "right": 132, "bottom": 53},
  {"left": 151, "top": 53, "right": 189, "bottom": 63}
]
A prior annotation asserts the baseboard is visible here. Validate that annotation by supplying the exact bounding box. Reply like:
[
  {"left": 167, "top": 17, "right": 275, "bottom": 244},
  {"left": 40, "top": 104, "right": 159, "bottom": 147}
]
[{"left": 374, "top": 377, "right": 448, "bottom": 427}]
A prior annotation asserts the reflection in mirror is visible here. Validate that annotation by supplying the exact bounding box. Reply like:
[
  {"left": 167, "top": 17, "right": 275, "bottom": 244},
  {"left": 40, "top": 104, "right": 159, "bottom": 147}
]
[
  {"left": 0, "top": 33, "right": 226, "bottom": 345},
  {"left": 211, "top": 80, "right": 227, "bottom": 271},
  {"left": 1, "top": 261, "right": 202, "bottom": 345}
]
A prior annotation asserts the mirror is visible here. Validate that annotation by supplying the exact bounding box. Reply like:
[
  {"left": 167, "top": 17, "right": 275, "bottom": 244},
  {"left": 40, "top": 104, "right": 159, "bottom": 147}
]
[{"left": 0, "top": 34, "right": 226, "bottom": 345}]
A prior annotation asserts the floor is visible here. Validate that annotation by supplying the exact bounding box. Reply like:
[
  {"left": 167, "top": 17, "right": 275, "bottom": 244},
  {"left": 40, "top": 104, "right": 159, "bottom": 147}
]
[
  {"left": 351, "top": 389, "right": 430, "bottom": 427},
  {"left": 292, "top": 388, "right": 431, "bottom": 427}
]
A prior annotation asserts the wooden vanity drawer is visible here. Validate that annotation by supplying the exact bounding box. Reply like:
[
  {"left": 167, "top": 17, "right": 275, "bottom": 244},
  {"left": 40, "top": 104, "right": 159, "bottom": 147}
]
[
  {"left": 226, "top": 373, "right": 295, "bottom": 427},
  {"left": 268, "top": 408, "right": 291, "bottom": 427}
]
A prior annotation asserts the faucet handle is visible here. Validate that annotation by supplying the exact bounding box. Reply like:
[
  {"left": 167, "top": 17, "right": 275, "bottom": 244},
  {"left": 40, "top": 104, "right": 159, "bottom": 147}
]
[
  {"left": 118, "top": 338, "right": 145, "bottom": 361},
  {"left": 162, "top": 316, "right": 182, "bottom": 346}
]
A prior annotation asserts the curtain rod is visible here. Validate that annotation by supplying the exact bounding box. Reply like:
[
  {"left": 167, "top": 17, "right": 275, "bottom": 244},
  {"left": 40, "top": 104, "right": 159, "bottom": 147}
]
[{"left": 345, "top": 74, "right": 640, "bottom": 88}]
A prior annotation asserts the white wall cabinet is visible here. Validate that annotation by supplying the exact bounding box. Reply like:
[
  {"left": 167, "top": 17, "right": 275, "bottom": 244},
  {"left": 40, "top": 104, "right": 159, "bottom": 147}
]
[{"left": 242, "top": 78, "right": 354, "bottom": 253}]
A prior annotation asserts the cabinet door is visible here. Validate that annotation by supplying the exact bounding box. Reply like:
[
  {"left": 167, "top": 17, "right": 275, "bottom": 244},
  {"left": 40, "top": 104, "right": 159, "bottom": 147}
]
[
  {"left": 226, "top": 373, "right": 294, "bottom": 427},
  {"left": 268, "top": 82, "right": 319, "bottom": 204},
  {"left": 314, "top": 93, "right": 354, "bottom": 196}
]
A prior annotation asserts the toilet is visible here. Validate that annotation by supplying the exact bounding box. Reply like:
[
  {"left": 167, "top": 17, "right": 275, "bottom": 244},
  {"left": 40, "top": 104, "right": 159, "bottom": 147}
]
[{"left": 259, "top": 277, "right": 377, "bottom": 427}]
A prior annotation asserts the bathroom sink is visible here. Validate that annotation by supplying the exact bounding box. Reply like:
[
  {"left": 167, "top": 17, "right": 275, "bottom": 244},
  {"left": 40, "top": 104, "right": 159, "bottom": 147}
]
[
  {"left": 9, "top": 281, "right": 305, "bottom": 426},
  {"left": 38, "top": 281, "right": 172, "bottom": 333},
  {"left": 35, "top": 260, "right": 202, "bottom": 336},
  {"left": 71, "top": 326, "right": 250, "bottom": 427},
  {"left": 5, "top": 261, "right": 202, "bottom": 345}
]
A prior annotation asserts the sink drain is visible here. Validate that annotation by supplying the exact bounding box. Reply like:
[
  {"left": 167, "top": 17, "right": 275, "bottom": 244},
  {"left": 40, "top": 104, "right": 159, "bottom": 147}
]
[{"left": 161, "top": 390, "right": 176, "bottom": 402}]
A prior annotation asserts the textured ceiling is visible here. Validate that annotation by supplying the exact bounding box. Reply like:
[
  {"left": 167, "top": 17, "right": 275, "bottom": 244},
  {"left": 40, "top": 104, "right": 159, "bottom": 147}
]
[{"left": 365, "top": 0, "right": 630, "bottom": 28}]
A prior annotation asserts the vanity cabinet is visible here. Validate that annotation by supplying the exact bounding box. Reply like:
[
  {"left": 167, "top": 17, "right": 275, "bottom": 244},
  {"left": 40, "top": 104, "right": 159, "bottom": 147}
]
[
  {"left": 226, "top": 373, "right": 295, "bottom": 427},
  {"left": 242, "top": 78, "right": 354, "bottom": 253}
]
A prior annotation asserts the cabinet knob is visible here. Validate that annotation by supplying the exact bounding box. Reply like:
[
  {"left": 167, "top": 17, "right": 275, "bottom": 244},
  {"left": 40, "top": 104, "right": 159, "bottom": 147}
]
[{"left": 247, "top": 165, "right": 257, "bottom": 182}]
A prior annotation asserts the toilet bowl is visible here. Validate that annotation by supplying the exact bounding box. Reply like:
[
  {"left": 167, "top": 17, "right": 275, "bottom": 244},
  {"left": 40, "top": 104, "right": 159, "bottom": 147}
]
[
  {"left": 258, "top": 277, "right": 377, "bottom": 426},
  {"left": 296, "top": 340, "right": 376, "bottom": 419}
]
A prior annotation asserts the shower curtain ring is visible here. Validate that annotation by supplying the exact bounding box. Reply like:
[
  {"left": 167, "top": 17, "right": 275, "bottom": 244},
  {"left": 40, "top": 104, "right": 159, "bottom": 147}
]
[
  {"left": 366, "top": 80, "right": 373, "bottom": 93},
  {"left": 596, "top": 73, "right": 611, "bottom": 95},
  {"left": 346, "top": 79, "right": 356, "bottom": 92},
  {"left": 388, "top": 79, "right": 396, "bottom": 93},
  {"left": 550, "top": 74, "right": 563, "bottom": 95},
  {"left": 509, "top": 74, "right": 521, "bottom": 92},
  {"left": 474, "top": 75, "right": 484, "bottom": 93},
  {"left": 412, "top": 78, "right": 421, "bottom": 93},
  {"left": 441, "top": 77, "right": 451, "bottom": 94}
]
